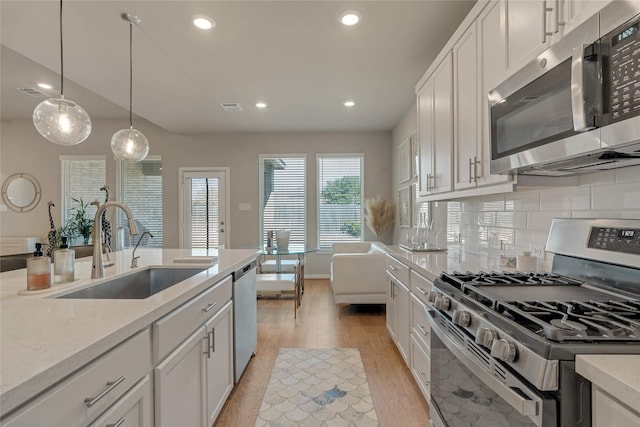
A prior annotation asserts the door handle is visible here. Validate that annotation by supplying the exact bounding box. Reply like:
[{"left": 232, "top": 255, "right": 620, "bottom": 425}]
[{"left": 84, "top": 376, "right": 126, "bottom": 407}]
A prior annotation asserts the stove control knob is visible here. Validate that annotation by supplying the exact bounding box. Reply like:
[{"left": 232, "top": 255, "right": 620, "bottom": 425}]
[
  {"left": 475, "top": 328, "right": 497, "bottom": 348},
  {"left": 436, "top": 295, "right": 451, "bottom": 311},
  {"left": 427, "top": 291, "right": 438, "bottom": 304},
  {"left": 491, "top": 339, "right": 517, "bottom": 362},
  {"left": 452, "top": 310, "right": 472, "bottom": 327}
]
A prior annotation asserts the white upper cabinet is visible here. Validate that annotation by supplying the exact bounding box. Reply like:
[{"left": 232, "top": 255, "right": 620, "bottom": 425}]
[
  {"left": 556, "top": 0, "right": 612, "bottom": 39},
  {"left": 453, "top": 22, "right": 481, "bottom": 190},
  {"left": 505, "top": 0, "right": 550, "bottom": 74},
  {"left": 418, "top": 53, "right": 453, "bottom": 197}
]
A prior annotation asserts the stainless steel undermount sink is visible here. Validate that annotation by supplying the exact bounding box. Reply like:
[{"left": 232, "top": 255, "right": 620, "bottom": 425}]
[{"left": 56, "top": 268, "right": 206, "bottom": 299}]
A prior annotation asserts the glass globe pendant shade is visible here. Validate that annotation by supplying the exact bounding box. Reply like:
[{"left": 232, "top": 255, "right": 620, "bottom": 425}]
[
  {"left": 32, "top": 95, "right": 92, "bottom": 145},
  {"left": 111, "top": 126, "right": 149, "bottom": 162}
]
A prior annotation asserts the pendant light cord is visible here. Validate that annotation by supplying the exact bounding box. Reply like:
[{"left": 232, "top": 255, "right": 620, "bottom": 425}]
[
  {"left": 59, "top": 0, "right": 64, "bottom": 97},
  {"left": 129, "top": 19, "right": 133, "bottom": 127}
]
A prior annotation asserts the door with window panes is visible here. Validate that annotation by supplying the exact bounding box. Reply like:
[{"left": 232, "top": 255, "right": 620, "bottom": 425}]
[{"left": 181, "top": 170, "right": 227, "bottom": 250}]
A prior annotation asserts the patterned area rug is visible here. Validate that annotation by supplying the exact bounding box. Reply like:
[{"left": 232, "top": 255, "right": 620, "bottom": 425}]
[{"left": 255, "top": 348, "right": 379, "bottom": 426}]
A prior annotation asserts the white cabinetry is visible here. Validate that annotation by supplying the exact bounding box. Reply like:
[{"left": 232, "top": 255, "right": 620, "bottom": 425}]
[
  {"left": 409, "top": 271, "right": 433, "bottom": 402},
  {"left": 505, "top": 0, "right": 549, "bottom": 74},
  {"left": 386, "top": 255, "right": 410, "bottom": 364},
  {"left": 418, "top": 53, "right": 453, "bottom": 196},
  {"left": 3, "top": 329, "right": 151, "bottom": 427},
  {"left": 154, "top": 277, "right": 233, "bottom": 427},
  {"left": 88, "top": 375, "right": 154, "bottom": 427},
  {"left": 592, "top": 385, "right": 640, "bottom": 427}
]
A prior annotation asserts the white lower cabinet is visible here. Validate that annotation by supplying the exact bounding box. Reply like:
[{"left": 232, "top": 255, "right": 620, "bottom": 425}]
[
  {"left": 88, "top": 375, "right": 154, "bottom": 427},
  {"left": 410, "top": 334, "right": 431, "bottom": 402},
  {"left": 2, "top": 329, "right": 151, "bottom": 427},
  {"left": 154, "top": 289, "right": 234, "bottom": 427},
  {"left": 204, "top": 301, "right": 234, "bottom": 426},
  {"left": 592, "top": 386, "right": 640, "bottom": 427},
  {"left": 386, "top": 256, "right": 411, "bottom": 365}
]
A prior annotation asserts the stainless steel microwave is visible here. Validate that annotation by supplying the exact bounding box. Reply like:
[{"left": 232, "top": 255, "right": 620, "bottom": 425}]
[{"left": 489, "top": 1, "right": 640, "bottom": 176}]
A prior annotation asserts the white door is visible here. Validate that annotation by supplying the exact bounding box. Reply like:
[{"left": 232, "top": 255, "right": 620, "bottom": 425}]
[{"left": 180, "top": 169, "right": 229, "bottom": 249}]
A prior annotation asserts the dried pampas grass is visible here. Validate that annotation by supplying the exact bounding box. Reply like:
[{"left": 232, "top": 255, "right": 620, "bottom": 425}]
[{"left": 365, "top": 195, "right": 395, "bottom": 237}]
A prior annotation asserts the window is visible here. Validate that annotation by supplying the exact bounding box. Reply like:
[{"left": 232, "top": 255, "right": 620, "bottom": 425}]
[
  {"left": 60, "top": 156, "right": 106, "bottom": 245},
  {"left": 259, "top": 155, "right": 306, "bottom": 247},
  {"left": 317, "top": 154, "right": 363, "bottom": 250},
  {"left": 116, "top": 157, "right": 163, "bottom": 248}
]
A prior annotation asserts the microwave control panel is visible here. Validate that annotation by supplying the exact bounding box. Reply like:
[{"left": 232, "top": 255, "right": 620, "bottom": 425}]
[
  {"left": 588, "top": 227, "right": 640, "bottom": 255},
  {"left": 607, "top": 14, "right": 640, "bottom": 123}
]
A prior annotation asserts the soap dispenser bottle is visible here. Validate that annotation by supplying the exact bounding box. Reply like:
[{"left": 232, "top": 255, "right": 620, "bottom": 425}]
[
  {"left": 53, "top": 236, "right": 75, "bottom": 284},
  {"left": 27, "top": 243, "right": 51, "bottom": 291}
]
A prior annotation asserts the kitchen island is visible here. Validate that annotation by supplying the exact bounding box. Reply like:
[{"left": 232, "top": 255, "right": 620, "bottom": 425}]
[{"left": 0, "top": 247, "right": 257, "bottom": 423}]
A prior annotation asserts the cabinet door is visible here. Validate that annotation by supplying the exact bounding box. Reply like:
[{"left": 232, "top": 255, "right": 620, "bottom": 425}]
[
  {"left": 410, "top": 335, "right": 431, "bottom": 402},
  {"left": 506, "top": 0, "right": 548, "bottom": 74},
  {"left": 417, "top": 80, "right": 434, "bottom": 196},
  {"left": 88, "top": 376, "right": 153, "bottom": 427},
  {"left": 479, "top": 0, "right": 513, "bottom": 186},
  {"left": 432, "top": 53, "right": 453, "bottom": 194},
  {"left": 396, "top": 280, "right": 411, "bottom": 365},
  {"left": 386, "top": 275, "right": 397, "bottom": 341},
  {"left": 558, "top": 0, "right": 610, "bottom": 39},
  {"left": 453, "top": 23, "right": 480, "bottom": 190},
  {"left": 204, "top": 301, "right": 234, "bottom": 427},
  {"left": 154, "top": 327, "right": 206, "bottom": 427}
]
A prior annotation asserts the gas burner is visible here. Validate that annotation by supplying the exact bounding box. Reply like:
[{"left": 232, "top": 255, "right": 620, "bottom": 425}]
[
  {"left": 443, "top": 271, "right": 585, "bottom": 287},
  {"left": 497, "top": 299, "right": 640, "bottom": 341}
]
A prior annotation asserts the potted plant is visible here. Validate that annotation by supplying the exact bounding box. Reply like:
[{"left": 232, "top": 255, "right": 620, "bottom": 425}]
[{"left": 66, "top": 198, "right": 94, "bottom": 245}]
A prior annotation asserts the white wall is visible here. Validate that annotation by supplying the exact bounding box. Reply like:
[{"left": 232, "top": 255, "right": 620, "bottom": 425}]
[{"left": 1, "top": 118, "right": 392, "bottom": 275}]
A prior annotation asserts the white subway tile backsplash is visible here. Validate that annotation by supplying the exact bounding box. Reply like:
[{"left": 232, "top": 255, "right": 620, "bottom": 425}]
[
  {"left": 477, "top": 212, "right": 497, "bottom": 226},
  {"left": 539, "top": 187, "right": 590, "bottom": 211},
  {"left": 505, "top": 191, "right": 540, "bottom": 212},
  {"left": 478, "top": 196, "right": 506, "bottom": 212},
  {"left": 527, "top": 211, "right": 571, "bottom": 232},
  {"left": 496, "top": 211, "right": 527, "bottom": 229},
  {"left": 614, "top": 165, "right": 640, "bottom": 184},
  {"left": 592, "top": 182, "right": 640, "bottom": 210},
  {"left": 578, "top": 170, "right": 616, "bottom": 186}
]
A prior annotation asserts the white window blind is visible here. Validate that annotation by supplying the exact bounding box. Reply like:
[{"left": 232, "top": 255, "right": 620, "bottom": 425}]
[
  {"left": 190, "top": 177, "right": 220, "bottom": 250},
  {"left": 60, "top": 156, "right": 106, "bottom": 244},
  {"left": 259, "top": 155, "right": 306, "bottom": 247},
  {"left": 116, "top": 157, "right": 163, "bottom": 248},
  {"left": 317, "top": 154, "right": 363, "bottom": 250}
]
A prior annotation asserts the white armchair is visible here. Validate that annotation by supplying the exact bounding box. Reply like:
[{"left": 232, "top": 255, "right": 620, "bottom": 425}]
[{"left": 330, "top": 242, "right": 387, "bottom": 313}]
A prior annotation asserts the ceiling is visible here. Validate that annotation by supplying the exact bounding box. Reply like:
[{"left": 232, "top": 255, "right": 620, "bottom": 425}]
[{"left": 1, "top": 1, "right": 475, "bottom": 134}]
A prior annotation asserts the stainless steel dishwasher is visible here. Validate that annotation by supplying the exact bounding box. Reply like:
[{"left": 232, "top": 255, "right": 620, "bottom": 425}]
[{"left": 232, "top": 259, "right": 257, "bottom": 383}]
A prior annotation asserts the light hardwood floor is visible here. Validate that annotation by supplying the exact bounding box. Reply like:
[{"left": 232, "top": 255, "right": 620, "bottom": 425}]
[{"left": 214, "top": 279, "right": 431, "bottom": 427}]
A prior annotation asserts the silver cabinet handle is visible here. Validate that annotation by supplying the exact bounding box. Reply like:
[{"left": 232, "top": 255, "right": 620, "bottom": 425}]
[
  {"left": 417, "top": 324, "right": 429, "bottom": 336},
  {"left": 203, "top": 302, "right": 217, "bottom": 313},
  {"left": 554, "top": 0, "right": 565, "bottom": 32},
  {"left": 415, "top": 287, "right": 427, "bottom": 296},
  {"left": 542, "top": 1, "right": 553, "bottom": 42},
  {"left": 468, "top": 158, "right": 473, "bottom": 183},
  {"left": 419, "top": 371, "right": 430, "bottom": 386},
  {"left": 473, "top": 156, "right": 480, "bottom": 183},
  {"left": 389, "top": 265, "right": 398, "bottom": 271},
  {"left": 210, "top": 328, "right": 216, "bottom": 353},
  {"left": 107, "top": 418, "right": 126, "bottom": 427},
  {"left": 84, "top": 376, "right": 126, "bottom": 407},
  {"left": 203, "top": 334, "right": 211, "bottom": 358}
]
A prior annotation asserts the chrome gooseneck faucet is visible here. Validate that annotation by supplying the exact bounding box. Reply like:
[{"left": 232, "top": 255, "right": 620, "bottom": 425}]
[
  {"left": 91, "top": 201, "right": 139, "bottom": 279},
  {"left": 131, "top": 231, "right": 153, "bottom": 268}
]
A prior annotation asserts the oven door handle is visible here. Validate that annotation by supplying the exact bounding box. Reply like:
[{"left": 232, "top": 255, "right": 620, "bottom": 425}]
[{"left": 425, "top": 308, "right": 544, "bottom": 425}]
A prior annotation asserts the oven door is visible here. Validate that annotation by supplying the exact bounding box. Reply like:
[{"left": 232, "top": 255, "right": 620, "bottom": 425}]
[{"left": 425, "top": 308, "right": 557, "bottom": 427}]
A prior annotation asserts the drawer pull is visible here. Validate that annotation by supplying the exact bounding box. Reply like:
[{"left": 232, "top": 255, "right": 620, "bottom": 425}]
[
  {"left": 417, "top": 324, "right": 428, "bottom": 336},
  {"left": 209, "top": 328, "right": 216, "bottom": 353},
  {"left": 419, "top": 371, "right": 430, "bottom": 385},
  {"left": 389, "top": 265, "right": 398, "bottom": 271},
  {"left": 416, "top": 287, "right": 427, "bottom": 296},
  {"left": 84, "top": 376, "right": 126, "bottom": 407},
  {"left": 107, "top": 418, "right": 126, "bottom": 427},
  {"left": 203, "top": 335, "right": 211, "bottom": 358},
  {"left": 203, "top": 302, "right": 218, "bottom": 313}
]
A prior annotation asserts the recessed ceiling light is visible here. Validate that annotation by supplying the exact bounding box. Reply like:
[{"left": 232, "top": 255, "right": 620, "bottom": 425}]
[
  {"left": 340, "top": 11, "right": 361, "bottom": 26},
  {"left": 192, "top": 14, "right": 215, "bottom": 30},
  {"left": 37, "top": 83, "right": 53, "bottom": 90},
  {"left": 344, "top": 101, "right": 355, "bottom": 107},
  {"left": 256, "top": 102, "right": 267, "bottom": 109}
]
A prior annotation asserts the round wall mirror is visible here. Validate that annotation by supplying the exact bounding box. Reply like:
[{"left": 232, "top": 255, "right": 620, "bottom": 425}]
[{"left": 1, "top": 173, "right": 42, "bottom": 213}]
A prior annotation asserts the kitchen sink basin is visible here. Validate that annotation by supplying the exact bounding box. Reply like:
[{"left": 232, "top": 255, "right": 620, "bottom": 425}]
[{"left": 57, "top": 268, "right": 206, "bottom": 299}]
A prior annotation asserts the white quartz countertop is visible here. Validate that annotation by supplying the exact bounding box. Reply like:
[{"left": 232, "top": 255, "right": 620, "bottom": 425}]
[
  {"left": 0, "top": 247, "right": 258, "bottom": 415},
  {"left": 576, "top": 354, "right": 640, "bottom": 411},
  {"left": 385, "top": 244, "right": 504, "bottom": 281}
]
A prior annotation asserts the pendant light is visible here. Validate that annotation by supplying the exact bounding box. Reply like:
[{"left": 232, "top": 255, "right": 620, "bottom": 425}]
[
  {"left": 33, "top": 0, "right": 92, "bottom": 145},
  {"left": 111, "top": 13, "right": 149, "bottom": 162}
]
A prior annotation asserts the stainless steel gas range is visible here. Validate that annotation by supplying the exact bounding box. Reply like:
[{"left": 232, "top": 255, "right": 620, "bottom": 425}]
[{"left": 425, "top": 218, "right": 640, "bottom": 427}]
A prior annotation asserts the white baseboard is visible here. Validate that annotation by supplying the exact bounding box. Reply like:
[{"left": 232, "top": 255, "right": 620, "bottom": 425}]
[{"left": 304, "top": 274, "right": 331, "bottom": 280}]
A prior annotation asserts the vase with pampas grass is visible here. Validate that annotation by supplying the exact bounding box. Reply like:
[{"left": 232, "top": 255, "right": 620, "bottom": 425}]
[{"left": 364, "top": 195, "right": 395, "bottom": 240}]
